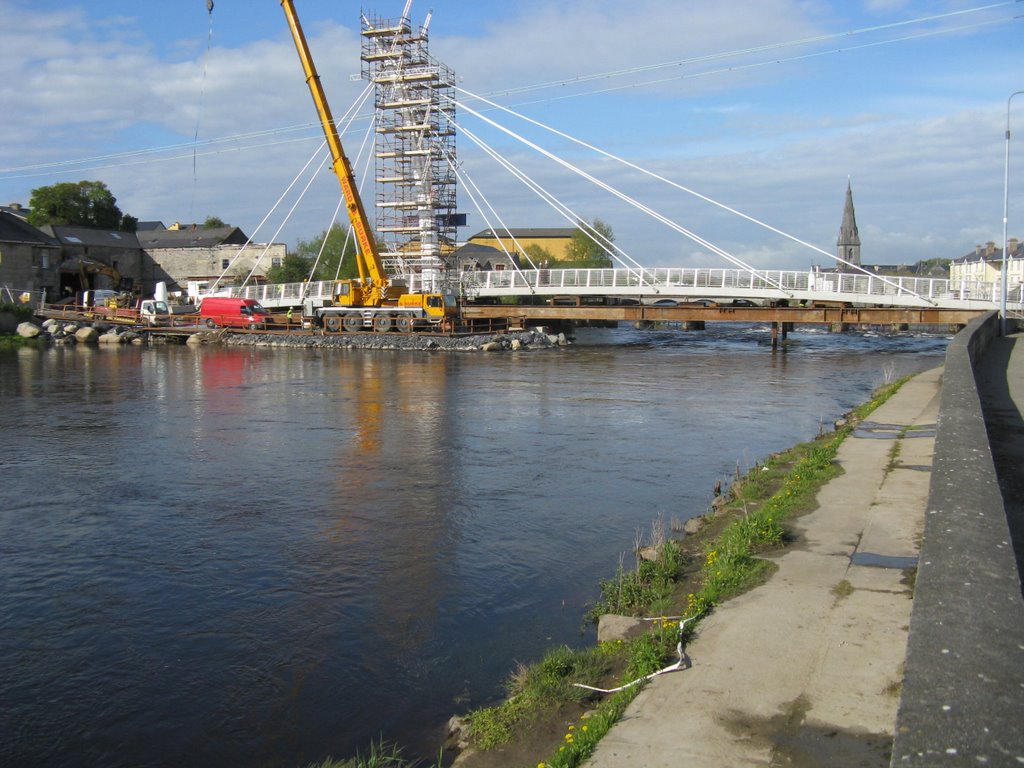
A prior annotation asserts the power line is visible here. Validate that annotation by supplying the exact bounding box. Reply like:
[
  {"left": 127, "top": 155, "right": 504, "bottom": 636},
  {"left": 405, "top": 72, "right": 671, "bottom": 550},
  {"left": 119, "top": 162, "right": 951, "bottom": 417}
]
[{"left": 0, "top": 3, "right": 1017, "bottom": 181}]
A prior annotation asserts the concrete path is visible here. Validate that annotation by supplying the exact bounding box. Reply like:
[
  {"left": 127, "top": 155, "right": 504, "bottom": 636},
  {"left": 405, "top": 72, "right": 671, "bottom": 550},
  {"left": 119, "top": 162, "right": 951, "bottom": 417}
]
[{"left": 585, "top": 367, "right": 943, "bottom": 768}]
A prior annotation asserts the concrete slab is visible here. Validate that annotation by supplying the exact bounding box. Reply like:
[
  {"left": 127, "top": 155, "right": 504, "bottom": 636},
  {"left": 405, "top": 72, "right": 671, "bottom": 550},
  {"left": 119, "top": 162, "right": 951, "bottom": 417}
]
[{"left": 585, "top": 367, "right": 942, "bottom": 768}]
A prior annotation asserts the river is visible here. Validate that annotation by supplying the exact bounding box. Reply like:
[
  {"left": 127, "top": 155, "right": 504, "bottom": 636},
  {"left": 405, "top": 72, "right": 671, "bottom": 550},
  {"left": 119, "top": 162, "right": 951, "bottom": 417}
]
[{"left": 0, "top": 324, "right": 947, "bottom": 767}]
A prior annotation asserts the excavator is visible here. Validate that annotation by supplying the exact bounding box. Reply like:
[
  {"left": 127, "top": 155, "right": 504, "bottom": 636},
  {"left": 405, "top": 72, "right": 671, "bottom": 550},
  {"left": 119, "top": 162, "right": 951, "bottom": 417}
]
[{"left": 280, "top": 0, "right": 457, "bottom": 333}]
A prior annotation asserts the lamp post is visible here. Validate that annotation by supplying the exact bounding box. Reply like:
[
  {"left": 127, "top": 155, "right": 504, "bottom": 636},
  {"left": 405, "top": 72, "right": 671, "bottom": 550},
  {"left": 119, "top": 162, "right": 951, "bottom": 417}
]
[{"left": 1001, "top": 90, "right": 1024, "bottom": 336}]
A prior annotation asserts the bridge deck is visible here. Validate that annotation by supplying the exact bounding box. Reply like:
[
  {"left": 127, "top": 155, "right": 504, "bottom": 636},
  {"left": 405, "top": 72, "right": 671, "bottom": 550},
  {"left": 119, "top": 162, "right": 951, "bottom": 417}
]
[{"left": 202, "top": 267, "right": 1022, "bottom": 313}]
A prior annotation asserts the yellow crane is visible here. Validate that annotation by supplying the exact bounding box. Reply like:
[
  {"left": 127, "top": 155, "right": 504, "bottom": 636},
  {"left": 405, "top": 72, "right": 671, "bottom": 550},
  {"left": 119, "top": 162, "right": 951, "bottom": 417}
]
[{"left": 280, "top": 0, "right": 456, "bottom": 333}]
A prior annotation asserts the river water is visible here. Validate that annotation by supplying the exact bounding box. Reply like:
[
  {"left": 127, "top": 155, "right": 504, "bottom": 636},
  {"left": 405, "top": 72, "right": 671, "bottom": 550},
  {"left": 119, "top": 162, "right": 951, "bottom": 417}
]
[{"left": 0, "top": 324, "right": 947, "bottom": 767}]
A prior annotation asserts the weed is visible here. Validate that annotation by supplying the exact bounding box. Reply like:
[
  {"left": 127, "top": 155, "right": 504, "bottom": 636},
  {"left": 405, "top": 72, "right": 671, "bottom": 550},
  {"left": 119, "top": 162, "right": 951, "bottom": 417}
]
[{"left": 831, "top": 579, "right": 855, "bottom": 600}]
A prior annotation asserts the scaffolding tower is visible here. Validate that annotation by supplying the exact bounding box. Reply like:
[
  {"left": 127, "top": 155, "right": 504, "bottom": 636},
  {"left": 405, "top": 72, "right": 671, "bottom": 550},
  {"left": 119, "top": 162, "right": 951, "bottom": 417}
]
[{"left": 361, "top": 8, "right": 458, "bottom": 293}]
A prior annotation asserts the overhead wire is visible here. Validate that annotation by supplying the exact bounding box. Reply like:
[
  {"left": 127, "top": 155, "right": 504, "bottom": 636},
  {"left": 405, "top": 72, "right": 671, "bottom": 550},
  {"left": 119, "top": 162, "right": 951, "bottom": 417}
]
[{"left": 1, "top": 3, "right": 1016, "bottom": 180}]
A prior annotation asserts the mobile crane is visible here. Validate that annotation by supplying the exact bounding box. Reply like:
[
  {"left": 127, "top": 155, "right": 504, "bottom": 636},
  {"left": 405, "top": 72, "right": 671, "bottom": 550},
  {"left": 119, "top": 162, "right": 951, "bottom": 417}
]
[{"left": 280, "top": 0, "right": 457, "bottom": 333}]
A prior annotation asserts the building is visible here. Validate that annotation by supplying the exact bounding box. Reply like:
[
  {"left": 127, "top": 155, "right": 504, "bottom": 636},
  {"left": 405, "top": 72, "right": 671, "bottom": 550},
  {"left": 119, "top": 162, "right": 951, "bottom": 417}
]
[
  {"left": 0, "top": 212, "right": 287, "bottom": 302},
  {"left": 135, "top": 225, "right": 286, "bottom": 296},
  {"left": 41, "top": 225, "right": 145, "bottom": 297},
  {"left": 467, "top": 227, "right": 577, "bottom": 264},
  {"left": 0, "top": 210, "right": 61, "bottom": 302},
  {"left": 837, "top": 180, "right": 861, "bottom": 272},
  {"left": 452, "top": 243, "right": 519, "bottom": 272},
  {"left": 949, "top": 240, "right": 1024, "bottom": 284}
]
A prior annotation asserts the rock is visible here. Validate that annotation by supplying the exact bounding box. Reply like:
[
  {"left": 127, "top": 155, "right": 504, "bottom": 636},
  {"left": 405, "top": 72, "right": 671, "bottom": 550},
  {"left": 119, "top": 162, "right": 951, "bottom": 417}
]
[
  {"left": 16, "top": 322, "right": 41, "bottom": 338},
  {"left": 510, "top": 338, "right": 522, "bottom": 350},
  {"left": 42, "top": 319, "right": 60, "bottom": 332},
  {"left": 480, "top": 341, "right": 501, "bottom": 352},
  {"left": 185, "top": 333, "right": 205, "bottom": 346},
  {"left": 63, "top": 323, "right": 79, "bottom": 334},
  {"left": 637, "top": 545, "right": 661, "bottom": 562},
  {"left": 98, "top": 332, "right": 124, "bottom": 344},
  {"left": 711, "top": 495, "right": 728, "bottom": 511},
  {"left": 75, "top": 327, "right": 100, "bottom": 343},
  {"left": 684, "top": 516, "right": 705, "bottom": 535},
  {"left": 597, "top": 614, "right": 649, "bottom": 643}
]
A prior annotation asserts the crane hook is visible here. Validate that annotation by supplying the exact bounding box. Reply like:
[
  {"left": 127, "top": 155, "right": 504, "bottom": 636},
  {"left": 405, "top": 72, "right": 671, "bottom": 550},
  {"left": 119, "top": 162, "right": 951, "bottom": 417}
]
[{"left": 207, "top": 0, "right": 214, "bottom": 14}]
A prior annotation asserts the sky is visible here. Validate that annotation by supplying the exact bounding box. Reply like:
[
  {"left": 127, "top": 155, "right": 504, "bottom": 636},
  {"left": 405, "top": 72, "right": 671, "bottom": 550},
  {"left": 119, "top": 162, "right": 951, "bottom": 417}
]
[{"left": 0, "top": 0, "right": 1021, "bottom": 271}]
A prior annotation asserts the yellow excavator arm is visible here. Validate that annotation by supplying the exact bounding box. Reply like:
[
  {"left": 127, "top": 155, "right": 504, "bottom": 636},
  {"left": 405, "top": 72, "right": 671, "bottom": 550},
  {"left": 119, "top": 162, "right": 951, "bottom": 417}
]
[{"left": 280, "top": 0, "right": 389, "bottom": 303}]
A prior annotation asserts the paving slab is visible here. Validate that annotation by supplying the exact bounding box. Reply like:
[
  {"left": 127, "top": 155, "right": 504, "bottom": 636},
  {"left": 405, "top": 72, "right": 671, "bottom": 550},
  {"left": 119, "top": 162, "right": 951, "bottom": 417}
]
[{"left": 585, "top": 367, "right": 941, "bottom": 768}]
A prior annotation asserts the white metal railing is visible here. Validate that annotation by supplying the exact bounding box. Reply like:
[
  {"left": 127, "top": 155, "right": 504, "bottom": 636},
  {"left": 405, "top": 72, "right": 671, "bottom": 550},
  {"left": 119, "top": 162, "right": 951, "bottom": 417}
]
[{"left": 190, "top": 268, "right": 1024, "bottom": 311}]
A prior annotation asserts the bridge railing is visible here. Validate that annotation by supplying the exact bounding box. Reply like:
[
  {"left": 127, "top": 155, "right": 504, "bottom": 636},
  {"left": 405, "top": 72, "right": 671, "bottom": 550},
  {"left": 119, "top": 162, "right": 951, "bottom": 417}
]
[{"left": 191, "top": 268, "right": 1024, "bottom": 310}]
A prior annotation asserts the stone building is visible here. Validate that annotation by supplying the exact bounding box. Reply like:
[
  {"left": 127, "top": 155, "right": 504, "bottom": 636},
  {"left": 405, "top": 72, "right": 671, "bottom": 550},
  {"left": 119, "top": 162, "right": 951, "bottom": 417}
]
[
  {"left": 0, "top": 211, "right": 61, "bottom": 302},
  {"left": 136, "top": 225, "right": 286, "bottom": 295},
  {"left": 837, "top": 180, "right": 861, "bottom": 272}
]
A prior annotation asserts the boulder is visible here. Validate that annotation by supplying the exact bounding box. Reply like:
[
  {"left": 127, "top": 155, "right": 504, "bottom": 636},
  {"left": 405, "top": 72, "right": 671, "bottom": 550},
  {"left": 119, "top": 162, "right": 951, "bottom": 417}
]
[
  {"left": 684, "top": 516, "right": 705, "bottom": 535},
  {"left": 185, "top": 333, "right": 205, "bottom": 346},
  {"left": 98, "top": 332, "right": 124, "bottom": 344},
  {"left": 63, "top": 323, "right": 79, "bottom": 334},
  {"left": 75, "top": 327, "right": 100, "bottom": 343},
  {"left": 16, "top": 322, "right": 41, "bottom": 338},
  {"left": 510, "top": 338, "right": 522, "bottom": 350},
  {"left": 597, "top": 614, "right": 649, "bottom": 643},
  {"left": 480, "top": 340, "right": 501, "bottom": 352},
  {"left": 637, "top": 545, "right": 661, "bottom": 562}
]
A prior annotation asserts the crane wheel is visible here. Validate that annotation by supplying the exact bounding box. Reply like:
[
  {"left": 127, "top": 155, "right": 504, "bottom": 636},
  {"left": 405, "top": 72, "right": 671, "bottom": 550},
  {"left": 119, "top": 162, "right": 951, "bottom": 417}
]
[
  {"left": 395, "top": 316, "right": 413, "bottom": 333},
  {"left": 324, "top": 316, "right": 341, "bottom": 333},
  {"left": 374, "top": 314, "right": 393, "bottom": 333},
  {"left": 342, "top": 315, "right": 362, "bottom": 333}
]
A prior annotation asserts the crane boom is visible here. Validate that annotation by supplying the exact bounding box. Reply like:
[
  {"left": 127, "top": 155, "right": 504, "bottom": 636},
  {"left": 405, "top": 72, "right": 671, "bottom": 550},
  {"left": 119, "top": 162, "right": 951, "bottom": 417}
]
[{"left": 280, "top": 0, "right": 388, "bottom": 300}]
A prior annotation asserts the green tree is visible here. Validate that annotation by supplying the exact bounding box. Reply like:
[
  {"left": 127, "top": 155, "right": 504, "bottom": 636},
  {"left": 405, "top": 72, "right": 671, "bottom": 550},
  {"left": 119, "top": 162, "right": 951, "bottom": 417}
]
[
  {"left": 267, "top": 253, "right": 315, "bottom": 284},
  {"left": 27, "top": 180, "right": 137, "bottom": 231},
  {"left": 524, "top": 243, "right": 554, "bottom": 267},
  {"left": 563, "top": 217, "right": 615, "bottom": 268},
  {"left": 293, "top": 223, "right": 362, "bottom": 281},
  {"left": 203, "top": 216, "right": 227, "bottom": 228}
]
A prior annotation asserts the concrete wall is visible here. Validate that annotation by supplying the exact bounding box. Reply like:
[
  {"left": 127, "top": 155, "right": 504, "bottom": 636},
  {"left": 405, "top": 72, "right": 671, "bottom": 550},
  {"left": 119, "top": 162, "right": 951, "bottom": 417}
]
[{"left": 891, "top": 311, "right": 1024, "bottom": 765}]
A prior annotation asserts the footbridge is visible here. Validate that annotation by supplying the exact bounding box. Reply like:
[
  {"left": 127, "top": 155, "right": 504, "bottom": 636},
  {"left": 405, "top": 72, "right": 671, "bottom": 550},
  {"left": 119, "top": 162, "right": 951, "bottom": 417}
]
[{"left": 210, "top": 265, "right": 1021, "bottom": 315}]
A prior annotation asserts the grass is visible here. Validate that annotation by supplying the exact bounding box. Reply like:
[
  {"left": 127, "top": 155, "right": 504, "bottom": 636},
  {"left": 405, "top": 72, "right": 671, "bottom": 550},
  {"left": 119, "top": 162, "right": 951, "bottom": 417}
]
[{"left": 308, "top": 738, "right": 442, "bottom": 768}]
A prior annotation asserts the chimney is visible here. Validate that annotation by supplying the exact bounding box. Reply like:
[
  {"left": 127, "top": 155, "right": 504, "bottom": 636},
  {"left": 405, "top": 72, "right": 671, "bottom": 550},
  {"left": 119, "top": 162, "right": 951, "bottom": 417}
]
[
  {"left": 8, "top": 202, "right": 21, "bottom": 210},
  {"left": 986, "top": 241, "right": 997, "bottom": 255},
  {"left": 975, "top": 244, "right": 982, "bottom": 256},
  {"left": 1010, "top": 238, "right": 1019, "bottom": 256}
]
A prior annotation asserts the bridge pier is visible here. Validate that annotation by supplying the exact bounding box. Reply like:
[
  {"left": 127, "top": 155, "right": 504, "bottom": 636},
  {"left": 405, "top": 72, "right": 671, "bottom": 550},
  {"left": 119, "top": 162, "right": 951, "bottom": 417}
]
[{"left": 770, "top": 322, "right": 791, "bottom": 349}]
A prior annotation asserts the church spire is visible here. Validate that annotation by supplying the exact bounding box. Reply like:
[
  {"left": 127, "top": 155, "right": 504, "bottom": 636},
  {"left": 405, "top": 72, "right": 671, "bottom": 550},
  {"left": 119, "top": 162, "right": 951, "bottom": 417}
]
[{"left": 837, "top": 179, "right": 861, "bottom": 272}]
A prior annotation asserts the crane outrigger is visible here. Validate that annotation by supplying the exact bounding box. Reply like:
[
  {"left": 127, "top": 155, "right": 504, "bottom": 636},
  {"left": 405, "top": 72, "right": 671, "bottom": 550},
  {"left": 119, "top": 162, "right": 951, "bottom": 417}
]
[{"left": 280, "top": 0, "right": 456, "bottom": 332}]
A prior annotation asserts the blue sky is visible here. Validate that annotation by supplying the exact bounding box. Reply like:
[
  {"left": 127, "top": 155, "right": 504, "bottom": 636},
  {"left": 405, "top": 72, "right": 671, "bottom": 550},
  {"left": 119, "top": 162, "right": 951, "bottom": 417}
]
[{"left": 0, "top": 0, "right": 1021, "bottom": 270}]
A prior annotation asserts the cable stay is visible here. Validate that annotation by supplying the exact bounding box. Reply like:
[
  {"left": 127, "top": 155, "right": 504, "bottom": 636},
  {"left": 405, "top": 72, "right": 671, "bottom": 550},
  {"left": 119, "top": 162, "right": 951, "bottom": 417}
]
[
  {"left": 455, "top": 86, "right": 937, "bottom": 305},
  {"left": 451, "top": 118, "right": 654, "bottom": 289},
  {"left": 452, "top": 96, "right": 792, "bottom": 296},
  {"left": 209, "top": 81, "right": 375, "bottom": 295}
]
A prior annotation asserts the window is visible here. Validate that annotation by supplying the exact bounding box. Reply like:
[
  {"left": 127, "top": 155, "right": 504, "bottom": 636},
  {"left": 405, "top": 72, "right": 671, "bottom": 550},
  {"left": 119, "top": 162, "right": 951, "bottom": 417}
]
[
  {"left": 271, "top": 257, "right": 282, "bottom": 267},
  {"left": 222, "top": 259, "right": 230, "bottom": 269}
]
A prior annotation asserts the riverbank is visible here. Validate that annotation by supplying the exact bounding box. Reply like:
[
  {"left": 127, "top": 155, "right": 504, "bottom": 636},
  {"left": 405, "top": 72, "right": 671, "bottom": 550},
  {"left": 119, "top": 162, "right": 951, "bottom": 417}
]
[{"left": 583, "top": 366, "right": 940, "bottom": 767}]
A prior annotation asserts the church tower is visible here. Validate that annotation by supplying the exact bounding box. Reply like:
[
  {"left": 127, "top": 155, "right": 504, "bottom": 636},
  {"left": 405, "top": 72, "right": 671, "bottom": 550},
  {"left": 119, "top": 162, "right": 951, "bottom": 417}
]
[{"left": 837, "top": 179, "right": 861, "bottom": 272}]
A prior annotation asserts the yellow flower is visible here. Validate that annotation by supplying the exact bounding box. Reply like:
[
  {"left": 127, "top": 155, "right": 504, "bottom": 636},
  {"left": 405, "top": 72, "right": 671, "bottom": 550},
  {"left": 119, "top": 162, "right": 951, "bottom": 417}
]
[
  {"left": 582, "top": 725, "right": 589, "bottom": 732},
  {"left": 568, "top": 725, "right": 575, "bottom": 730}
]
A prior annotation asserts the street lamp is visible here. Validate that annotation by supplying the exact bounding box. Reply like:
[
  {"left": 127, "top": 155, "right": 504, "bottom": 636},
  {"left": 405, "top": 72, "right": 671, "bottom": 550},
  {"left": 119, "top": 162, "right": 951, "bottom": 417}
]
[{"left": 1001, "top": 90, "right": 1024, "bottom": 336}]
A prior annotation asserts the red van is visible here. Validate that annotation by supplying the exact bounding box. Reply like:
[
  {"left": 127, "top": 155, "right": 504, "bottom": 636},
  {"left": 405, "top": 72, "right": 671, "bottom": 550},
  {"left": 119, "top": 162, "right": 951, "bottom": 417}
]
[{"left": 200, "top": 297, "right": 271, "bottom": 329}]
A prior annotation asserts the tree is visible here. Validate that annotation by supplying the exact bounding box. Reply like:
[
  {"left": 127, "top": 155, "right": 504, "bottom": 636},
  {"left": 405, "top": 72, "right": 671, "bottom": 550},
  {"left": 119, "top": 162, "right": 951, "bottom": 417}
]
[
  {"left": 267, "top": 253, "right": 315, "bottom": 284},
  {"left": 562, "top": 218, "right": 615, "bottom": 268},
  {"left": 524, "top": 243, "right": 554, "bottom": 267},
  {"left": 203, "top": 216, "right": 227, "bottom": 228},
  {"left": 27, "top": 180, "right": 137, "bottom": 232},
  {"left": 293, "top": 223, "right": 363, "bottom": 282}
]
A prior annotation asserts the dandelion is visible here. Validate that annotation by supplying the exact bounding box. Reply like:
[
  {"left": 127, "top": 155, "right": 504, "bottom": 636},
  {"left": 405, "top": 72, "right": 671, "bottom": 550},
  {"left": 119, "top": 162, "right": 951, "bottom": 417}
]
[{"left": 582, "top": 725, "right": 589, "bottom": 732}]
